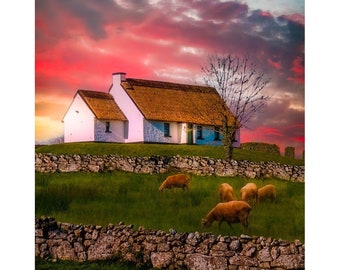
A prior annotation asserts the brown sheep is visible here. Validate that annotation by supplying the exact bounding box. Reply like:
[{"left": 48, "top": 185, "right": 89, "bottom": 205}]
[
  {"left": 219, "top": 183, "right": 235, "bottom": 202},
  {"left": 240, "top": 183, "right": 258, "bottom": 203},
  {"left": 201, "top": 201, "right": 252, "bottom": 229},
  {"left": 257, "top": 184, "right": 276, "bottom": 202},
  {"left": 158, "top": 174, "right": 190, "bottom": 191}
]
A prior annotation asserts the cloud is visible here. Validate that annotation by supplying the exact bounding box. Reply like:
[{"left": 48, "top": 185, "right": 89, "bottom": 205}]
[{"left": 287, "top": 56, "right": 304, "bottom": 83}]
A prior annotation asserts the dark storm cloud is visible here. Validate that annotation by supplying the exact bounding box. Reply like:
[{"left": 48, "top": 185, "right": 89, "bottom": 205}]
[
  {"left": 57, "top": 0, "right": 113, "bottom": 39},
  {"left": 161, "top": 1, "right": 305, "bottom": 88},
  {"left": 36, "top": 0, "right": 156, "bottom": 45},
  {"left": 227, "top": 9, "right": 304, "bottom": 83},
  {"left": 178, "top": 2, "right": 305, "bottom": 86},
  {"left": 36, "top": 0, "right": 117, "bottom": 40},
  {"left": 193, "top": 0, "right": 249, "bottom": 20}
]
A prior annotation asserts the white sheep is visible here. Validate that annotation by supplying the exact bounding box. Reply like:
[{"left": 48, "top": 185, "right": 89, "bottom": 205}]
[
  {"left": 257, "top": 184, "right": 276, "bottom": 202},
  {"left": 158, "top": 174, "right": 190, "bottom": 191},
  {"left": 240, "top": 183, "right": 258, "bottom": 203},
  {"left": 219, "top": 183, "right": 235, "bottom": 202},
  {"left": 201, "top": 201, "right": 252, "bottom": 229}
]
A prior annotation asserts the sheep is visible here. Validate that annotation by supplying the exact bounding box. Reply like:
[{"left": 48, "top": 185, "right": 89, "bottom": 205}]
[
  {"left": 240, "top": 183, "right": 258, "bottom": 203},
  {"left": 257, "top": 184, "right": 276, "bottom": 202},
  {"left": 201, "top": 201, "right": 252, "bottom": 229},
  {"left": 219, "top": 183, "right": 235, "bottom": 202},
  {"left": 158, "top": 174, "right": 190, "bottom": 191}
]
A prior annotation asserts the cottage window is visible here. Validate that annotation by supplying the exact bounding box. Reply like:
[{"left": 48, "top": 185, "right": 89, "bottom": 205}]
[
  {"left": 164, "top": 123, "right": 171, "bottom": 137},
  {"left": 105, "top": 122, "right": 112, "bottom": 133},
  {"left": 197, "top": 126, "right": 203, "bottom": 140},
  {"left": 124, "top": 122, "right": 128, "bottom": 139},
  {"left": 214, "top": 126, "right": 221, "bottom": 140}
]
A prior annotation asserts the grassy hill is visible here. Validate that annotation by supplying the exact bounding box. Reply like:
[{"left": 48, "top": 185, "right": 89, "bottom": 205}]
[
  {"left": 36, "top": 171, "right": 304, "bottom": 242},
  {"left": 35, "top": 142, "right": 304, "bottom": 269},
  {"left": 35, "top": 142, "right": 304, "bottom": 166}
]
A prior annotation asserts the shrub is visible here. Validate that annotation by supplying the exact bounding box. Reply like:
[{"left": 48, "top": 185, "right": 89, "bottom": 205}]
[
  {"left": 285, "top": 146, "right": 295, "bottom": 159},
  {"left": 240, "top": 142, "right": 281, "bottom": 155}
]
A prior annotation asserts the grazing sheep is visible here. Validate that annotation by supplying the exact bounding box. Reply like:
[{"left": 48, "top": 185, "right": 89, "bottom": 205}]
[
  {"left": 258, "top": 184, "right": 276, "bottom": 202},
  {"left": 201, "top": 201, "right": 252, "bottom": 229},
  {"left": 158, "top": 174, "right": 190, "bottom": 191},
  {"left": 240, "top": 183, "right": 258, "bottom": 203},
  {"left": 219, "top": 183, "right": 235, "bottom": 202}
]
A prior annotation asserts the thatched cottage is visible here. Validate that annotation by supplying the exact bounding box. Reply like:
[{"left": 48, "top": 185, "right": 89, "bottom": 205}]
[{"left": 62, "top": 72, "right": 240, "bottom": 146}]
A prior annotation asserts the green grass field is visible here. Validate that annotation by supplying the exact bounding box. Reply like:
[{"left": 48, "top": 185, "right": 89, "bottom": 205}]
[
  {"left": 35, "top": 142, "right": 304, "bottom": 269},
  {"left": 35, "top": 171, "right": 304, "bottom": 242}
]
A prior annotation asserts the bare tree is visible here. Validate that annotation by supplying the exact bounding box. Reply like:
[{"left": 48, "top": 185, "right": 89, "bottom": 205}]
[{"left": 201, "top": 53, "right": 271, "bottom": 160}]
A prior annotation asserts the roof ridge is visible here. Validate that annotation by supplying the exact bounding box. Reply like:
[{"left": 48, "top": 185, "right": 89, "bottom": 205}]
[
  {"left": 78, "top": 89, "right": 104, "bottom": 93},
  {"left": 126, "top": 78, "right": 215, "bottom": 93},
  {"left": 78, "top": 89, "right": 113, "bottom": 99}
]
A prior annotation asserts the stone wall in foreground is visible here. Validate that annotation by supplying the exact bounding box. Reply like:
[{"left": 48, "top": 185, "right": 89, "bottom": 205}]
[
  {"left": 35, "top": 217, "right": 304, "bottom": 269},
  {"left": 35, "top": 153, "right": 304, "bottom": 182}
]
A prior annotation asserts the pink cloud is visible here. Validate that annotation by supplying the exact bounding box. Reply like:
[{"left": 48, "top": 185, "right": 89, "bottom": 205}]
[
  {"left": 281, "top": 13, "right": 305, "bottom": 26},
  {"left": 259, "top": 11, "right": 272, "bottom": 17},
  {"left": 287, "top": 56, "right": 304, "bottom": 83},
  {"left": 268, "top": 58, "right": 282, "bottom": 70}
]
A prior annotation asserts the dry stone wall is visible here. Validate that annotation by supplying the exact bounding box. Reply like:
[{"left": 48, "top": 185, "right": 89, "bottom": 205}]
[
  {"left": 35, "top": 217, "right": 304, "bottom": 269},
  {"left": 35, "top": 153, "right": 304, "bottom": 182}
]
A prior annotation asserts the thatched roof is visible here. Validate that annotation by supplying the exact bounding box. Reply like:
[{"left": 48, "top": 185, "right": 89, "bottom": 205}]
[
  {"left": 78, "top": 90, "right": 127, "bottom": 121},
  {"left": 121, "top": 78, "right": 236, "bottom": 126}
]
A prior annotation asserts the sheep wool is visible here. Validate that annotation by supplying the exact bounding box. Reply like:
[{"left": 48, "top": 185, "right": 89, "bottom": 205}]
[
  {"left": 240, "top": 183, "right": 258, "bottom": 203},
  {"left": 158, "top": 174, "right": 190, "bottom": 191},
  {"left": 219, "top": 183, "right": 235, "bottom": 202},
  {"left": 258, "top": 184, "right": 276, "bottom": 202},
  {"left": 202, "top": 201, "right": 252, "bottom": 229}
]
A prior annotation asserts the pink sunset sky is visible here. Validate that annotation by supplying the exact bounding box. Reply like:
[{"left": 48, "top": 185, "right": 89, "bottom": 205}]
[{"left": 35, "top": 0, "right": 305, "bottom": 157}]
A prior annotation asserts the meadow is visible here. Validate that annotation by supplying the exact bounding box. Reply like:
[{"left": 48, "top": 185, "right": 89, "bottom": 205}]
[
  {"left": 35, "top": 142, "right": 304, "bottom": 269},
  {"left": 35, "top": 171, "right": 304, "bottom": 242}
]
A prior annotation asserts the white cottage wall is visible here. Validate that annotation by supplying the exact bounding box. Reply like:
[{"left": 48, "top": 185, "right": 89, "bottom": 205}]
[
  {"left": 144, "top": 120, "right": 180, "bottom": 143},
  {"left": 109, "top": 73, "right": 144, "bottom": 143},
  {"left": 63, "top": 94, "right": 95, "bottom": 143},
  {"left": 94, "top": 120, "right": 126, "bottom": 142},
  {"left": 178, "top": 123, "right": 188, "bottom": 144}
]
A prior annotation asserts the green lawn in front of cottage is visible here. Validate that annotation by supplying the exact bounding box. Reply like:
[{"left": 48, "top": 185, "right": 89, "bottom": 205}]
[{"left": 35, "top": 142, "right": 304, "bottom": 166}]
